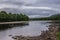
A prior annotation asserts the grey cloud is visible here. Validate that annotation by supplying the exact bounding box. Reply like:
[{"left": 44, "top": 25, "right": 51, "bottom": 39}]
[
  {"left": 0, "top": 0, "right": 60, "bottom": 7},
  {"left": 0, "top": 0, "right": 36, "bottom": 6},
  {"left": 0, "top": 0, "right": 25, "bottom": 6},
  {"left": 36, "top": 0, "right": 60, "bottom": 4},
  {"left": 0, "top": 0, "right": 60, "bottom": 17}
]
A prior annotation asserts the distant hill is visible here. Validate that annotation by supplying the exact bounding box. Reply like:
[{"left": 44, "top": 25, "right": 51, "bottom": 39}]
[
  {"left": 50, "top": 14, "right": 60, "bottom": 20},
  {"left": 51, "top": 14, "right": 60, "bottom": 17},
  {"left": 30, "top": 14, "right": 60, "bottom": 20}
]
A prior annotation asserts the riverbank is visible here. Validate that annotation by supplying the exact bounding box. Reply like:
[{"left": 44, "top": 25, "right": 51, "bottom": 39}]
[
  {"left": 0, "top": 21, "right": 29, "bottom": 30},
  {"left": 0, "top": 21, "right": 28, "bottom": 24},
  {"left": 12, "top": 24, "right": 58, "bottom": 40}
]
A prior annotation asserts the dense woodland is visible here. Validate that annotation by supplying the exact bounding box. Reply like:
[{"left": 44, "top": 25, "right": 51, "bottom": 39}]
[{"left": 0, "top": 11, "right": 29, "bottom": 22}]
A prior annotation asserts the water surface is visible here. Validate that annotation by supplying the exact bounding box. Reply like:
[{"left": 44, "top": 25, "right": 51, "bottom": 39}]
[{"left": 0, "top": 21, "right": 52, "bottom": 40}]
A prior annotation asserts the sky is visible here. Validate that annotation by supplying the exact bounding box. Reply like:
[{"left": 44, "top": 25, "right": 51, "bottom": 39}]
[{"left": 0, "top": 0, "right": 60, "bottom": 18}]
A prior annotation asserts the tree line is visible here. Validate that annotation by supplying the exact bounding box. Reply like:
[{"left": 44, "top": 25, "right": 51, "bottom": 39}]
[
  {"left": 0, "top": 11, "right": 29, "bottom": 22},
  {"left": 30, "top": 14, "right": 60, "bottom": 20}
]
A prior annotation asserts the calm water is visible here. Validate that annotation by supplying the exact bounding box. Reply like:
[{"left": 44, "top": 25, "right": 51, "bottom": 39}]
[{"left": 0, "top": 21, "right": 52, "bottom": 40}]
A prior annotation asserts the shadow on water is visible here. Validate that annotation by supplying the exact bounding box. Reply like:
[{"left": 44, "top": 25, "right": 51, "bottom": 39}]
[{"left": 0, "top": 23, "right": 29, "bottom": 31}]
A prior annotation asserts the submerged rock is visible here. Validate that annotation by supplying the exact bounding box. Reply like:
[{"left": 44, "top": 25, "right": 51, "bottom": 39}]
[{"left": 9, "top": 35, "right": 12, "bottom": 36}]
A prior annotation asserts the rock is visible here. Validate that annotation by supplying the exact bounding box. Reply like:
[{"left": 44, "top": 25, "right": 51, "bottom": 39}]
[{"left": 9, "top": 35, "right": 12, "bottom": 36}]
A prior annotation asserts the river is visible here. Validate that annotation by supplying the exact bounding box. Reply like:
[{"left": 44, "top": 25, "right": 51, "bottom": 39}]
[{"left": 0, "top": 21, "right": 52, "bottom": 40}]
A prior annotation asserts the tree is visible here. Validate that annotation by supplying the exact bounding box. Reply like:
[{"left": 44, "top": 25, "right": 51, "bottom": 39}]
[{"left": 0, "top": 11, "right": 29, "bottom": 22}]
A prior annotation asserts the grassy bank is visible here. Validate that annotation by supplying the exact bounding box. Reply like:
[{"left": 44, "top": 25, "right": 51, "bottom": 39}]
[
  {"left": 57, "top": 32, "right": 60, "bottom": 40},
  {"left": 57, "top": 24, "right": 60, "bottom": 40}
]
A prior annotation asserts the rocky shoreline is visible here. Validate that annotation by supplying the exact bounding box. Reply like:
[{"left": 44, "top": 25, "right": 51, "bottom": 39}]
[{"left": 12, "top": 24, "right": 58, "bottom": 40}]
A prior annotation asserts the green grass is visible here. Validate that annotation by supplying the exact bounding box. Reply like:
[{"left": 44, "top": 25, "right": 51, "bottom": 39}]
[{"left": 57, "top": 32, "right": 60, "bottom": 40}]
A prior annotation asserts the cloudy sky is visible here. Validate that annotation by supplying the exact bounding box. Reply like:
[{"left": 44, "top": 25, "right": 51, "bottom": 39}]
[{"left": 0, "top": 0, "right": 60, "bottom": 18}]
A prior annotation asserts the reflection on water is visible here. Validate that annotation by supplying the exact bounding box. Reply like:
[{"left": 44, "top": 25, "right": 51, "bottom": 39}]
[
  {"left": 0, "top": 21, "right": 58, "bottom": 40},
  {"left": 0, "top": 23, "right": 29, "bottom": 31}
]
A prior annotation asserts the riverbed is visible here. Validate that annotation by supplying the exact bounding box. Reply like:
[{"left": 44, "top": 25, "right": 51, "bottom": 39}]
[{"left": 0, "top": 21, "right": 52, "bottom": 40}]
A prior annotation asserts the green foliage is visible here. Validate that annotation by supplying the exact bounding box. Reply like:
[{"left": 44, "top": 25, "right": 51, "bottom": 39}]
[
  {"left": 57, "top": 32, "right": 60, "bottom": 40},
  {"left": 0, "top": 11, "right": 29, "bottom": 22},
  {"left": 49, "top": 14, "right": 60, "bottom": 20}
]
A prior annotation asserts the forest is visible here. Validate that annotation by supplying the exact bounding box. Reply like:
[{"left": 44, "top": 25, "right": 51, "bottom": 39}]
[{"left": 0, "top": 11, "right": 29, "bottom": 22}]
